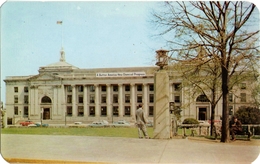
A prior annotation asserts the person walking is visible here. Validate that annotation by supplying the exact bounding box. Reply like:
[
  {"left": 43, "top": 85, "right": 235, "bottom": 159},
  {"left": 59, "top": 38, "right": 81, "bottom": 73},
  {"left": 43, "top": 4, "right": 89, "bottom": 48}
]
[{"left": 135, "top": 104, "right": 149, "bottom": 139}]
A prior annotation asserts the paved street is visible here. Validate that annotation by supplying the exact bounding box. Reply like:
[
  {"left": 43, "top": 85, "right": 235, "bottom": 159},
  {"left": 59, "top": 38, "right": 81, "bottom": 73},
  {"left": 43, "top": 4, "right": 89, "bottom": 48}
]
[{"left": 1, "top": 134, "right": 260, "bottom": 163}]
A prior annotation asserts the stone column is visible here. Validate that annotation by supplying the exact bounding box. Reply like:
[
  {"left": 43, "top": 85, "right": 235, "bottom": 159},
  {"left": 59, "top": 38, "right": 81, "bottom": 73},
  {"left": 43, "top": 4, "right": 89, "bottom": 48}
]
[
  {"left": 83, "top": 85, "right": 88, "bottom": 117},
  {"left": 153, "top": 69, "right": 170, "bottom": 139},
  {"left": 118, "top": 84, "right": 123, "bottom": 117},
  {"left": 107, "top": 84, "right": 111, "bottom": 117},
  {"left": 61, "top": 84, "right": 66, "bottom": 118},
  {"left": 95, "top": 84, "right": 100, "bottom": 117},
  {"left": 53, "top": 86, "right": 58, "bottom": 116},
  {"left": 34, "top": 86, "right": 39, "bottom": 116},
  {"left": 143, "top": 83, "right": 148, "bottom": 117},
  {"left": 130, "top": 83, "right": 136, "bottom": 118},
  {"left": 72, "top": 85, "right": 76, "bottom": 117}
]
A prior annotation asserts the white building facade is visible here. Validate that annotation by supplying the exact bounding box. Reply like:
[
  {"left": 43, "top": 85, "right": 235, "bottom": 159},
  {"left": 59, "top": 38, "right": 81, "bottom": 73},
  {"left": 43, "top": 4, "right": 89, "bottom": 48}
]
[{"left": 4, "top": 50, "right": 257, "bottom": 124}]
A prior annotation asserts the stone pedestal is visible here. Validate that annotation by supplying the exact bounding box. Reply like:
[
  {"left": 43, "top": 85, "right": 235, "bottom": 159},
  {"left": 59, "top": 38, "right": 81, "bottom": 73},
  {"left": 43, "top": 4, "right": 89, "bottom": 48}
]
[{"left": 153, "top": 70, "right": 170, "bottom": 139}]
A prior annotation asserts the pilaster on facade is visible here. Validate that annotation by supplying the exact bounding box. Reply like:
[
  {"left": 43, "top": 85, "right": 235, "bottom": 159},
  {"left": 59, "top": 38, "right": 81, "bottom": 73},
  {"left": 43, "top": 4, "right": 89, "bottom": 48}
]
[
  {"left": 72, "top": 85, "right": 76, "bottom": 117},
  {"left": 83, "top": 85, "right": 88, "bottom": 118},
  {"left": 118, "top": 84, "right": 123, "bottom": 117},
  {"left": 106, "top": 84, "right": 112, "bottom": 117},
  {"left": 130, "top": 83, "right": 136, "bottom": 118},
  {"left": 94, "top": 84, "right": 100, "bottom": 117}
]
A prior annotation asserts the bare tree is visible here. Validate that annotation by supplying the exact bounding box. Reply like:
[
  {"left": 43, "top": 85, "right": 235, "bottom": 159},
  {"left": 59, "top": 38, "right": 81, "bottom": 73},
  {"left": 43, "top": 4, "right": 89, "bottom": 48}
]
[{"left": 151, "top": 1, "right": 259, "bottom": 142}]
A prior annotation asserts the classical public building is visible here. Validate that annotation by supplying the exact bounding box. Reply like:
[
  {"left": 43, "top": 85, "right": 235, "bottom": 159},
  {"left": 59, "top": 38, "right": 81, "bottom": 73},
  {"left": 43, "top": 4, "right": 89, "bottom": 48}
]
[{"left": 4, "top": 48, "right": 257, "bottom": 125}]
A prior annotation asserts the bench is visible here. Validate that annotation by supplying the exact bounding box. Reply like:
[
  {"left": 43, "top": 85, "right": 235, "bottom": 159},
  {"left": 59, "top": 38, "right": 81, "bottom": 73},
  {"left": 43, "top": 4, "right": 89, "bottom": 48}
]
[{"left": 214, "top": 125, "right": 252, "bottom": 140}]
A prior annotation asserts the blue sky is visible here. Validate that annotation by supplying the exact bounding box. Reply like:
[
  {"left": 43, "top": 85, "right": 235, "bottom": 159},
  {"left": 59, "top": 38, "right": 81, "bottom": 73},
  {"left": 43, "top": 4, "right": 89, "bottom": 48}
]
[{"left": 1, "top": 1, "right": 166, "bottom": 103}]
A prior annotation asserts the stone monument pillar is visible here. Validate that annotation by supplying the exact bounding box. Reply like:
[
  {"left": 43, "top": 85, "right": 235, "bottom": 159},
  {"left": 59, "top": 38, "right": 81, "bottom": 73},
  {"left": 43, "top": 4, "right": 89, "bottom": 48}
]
[{"left": 153, "top": 69, "right": 170, "bottom": 139}]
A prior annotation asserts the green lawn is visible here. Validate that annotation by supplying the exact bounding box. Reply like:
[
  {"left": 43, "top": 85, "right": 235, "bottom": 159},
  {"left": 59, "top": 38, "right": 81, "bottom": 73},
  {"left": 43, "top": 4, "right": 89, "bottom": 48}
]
[{"left": 1, "top": 127, "right": 154, "bottom": 138}]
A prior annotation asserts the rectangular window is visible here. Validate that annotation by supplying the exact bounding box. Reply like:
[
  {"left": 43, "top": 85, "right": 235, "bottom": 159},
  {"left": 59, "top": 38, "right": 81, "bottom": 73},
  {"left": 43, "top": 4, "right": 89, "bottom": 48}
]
[
  {"left": 24, "top": 95, "right": 29, "bottom": 104},
  {"left": 66, "top": 106, "right": 72, "bottom": 116},
  {"left": 101, "top": 94, "right": 106, "bottom": 103},
  {"left": 78, "top": 95, "right": 83, "bottom": 103},
  {"left": 137, "top": 95, "right": 142, "bottom": 103},
  {"left": 113, "top": 94, "right": 118, "bottom": 103},
  {"left": 137, "top": 85, "right": 142, "bottom": 92},
  {"left": 67, "top": 86, "right": 72, "bottom": 92},
  {"left": 101, "top": 107, "right": 107, "bottom": 116},
  {"left": 125, "top": 85, "right": 130, "bottom": 92},
  {"left": 14, "top": 106, "right": 18, "bottom": 115},
  {"left": 89, "top": 106, "right": 95, "bottom": 116},
  {"left": 90, "top": 85, "right": 95, "bottom": 92},
  {"left": 228, "top": 93, "right": 233, "bottom": 102},
  {"left": 125, "top": 94, "right": 130, "bottom": 103},
  {"left": 113, "top": 106, "right": 119, "bottom": 116},
  {"left": 174, "top": 83, "right": 181, "bottom": 91},
  {"left": 78, "top": 85, "right": 84, "bottom": 92},
  {"left": 240, "top": 93, "right": 246, "bottom": 102},
  {"left": 78, "top": 106, "right": 84, "bottom": 116},
  {"left": 113, "top": 85, "right": 118, "bottom": 92},
  {"left": 149, "top": 94, "right": 154, "bottom": 103},
  {"left": 14, "top": 95, "right": 18, "bottom": 103},
  {"left": 240, "top": 83, "right": 246, "bottom": 89},
  {"left": 149, "top": 84, "right": 154, "bottom": 91},
  {"left": 24, "top": 106, "right": 28, "bottom": 117},
  {"left": 124, "top": 106, "right": 131, "bottom": 116},
  {"left": 90, "top": 95, "right": 95, "bottom": 103},
  {"left": 24, "top": 87, "right": 28, "bottom": 93},
  {"left": 149, "top": 106, "right": 154, "bottom": 116},
  {"left": 14, "top": 87, "right": 18, "bottom": 93},
  {"left": 67, "top": 95, "right": 72, "bottom": 103},
  {"left": 174, "top": 96, "right": 180, "bottom": 103},
  {"left": 101, "top": 85, "right": 106, "bottom": 92}
]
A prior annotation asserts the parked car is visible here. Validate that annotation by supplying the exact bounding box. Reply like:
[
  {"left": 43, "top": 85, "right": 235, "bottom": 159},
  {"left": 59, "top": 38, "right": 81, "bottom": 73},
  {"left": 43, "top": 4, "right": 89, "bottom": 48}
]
[
  {"left": 20, "top": 120, "right": 34, "bottom": 126},
  {"left": 112, "top": 120, "right": 130, "bottom": 127},
  {"left": 89, "top": 120, "right": 109, "bottom": 127},
  {"left": 198, "top": 121, "right": 210, "bottom": 126},
  {"left": 35, "top": 122, "right": 49, "bottom": 127}
]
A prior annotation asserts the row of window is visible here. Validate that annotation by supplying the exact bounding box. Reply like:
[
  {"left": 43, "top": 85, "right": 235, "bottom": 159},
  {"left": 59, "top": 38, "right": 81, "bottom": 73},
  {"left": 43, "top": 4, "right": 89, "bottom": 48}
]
[{"left": 13, "top": 106, "right": 155, "bottom": 117}]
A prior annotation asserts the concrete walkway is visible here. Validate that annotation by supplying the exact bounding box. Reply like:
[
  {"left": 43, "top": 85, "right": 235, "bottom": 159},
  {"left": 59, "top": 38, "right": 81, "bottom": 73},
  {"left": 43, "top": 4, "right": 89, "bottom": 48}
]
[{"left": 1, "top": 134, "right": 260, "bottom": 163}]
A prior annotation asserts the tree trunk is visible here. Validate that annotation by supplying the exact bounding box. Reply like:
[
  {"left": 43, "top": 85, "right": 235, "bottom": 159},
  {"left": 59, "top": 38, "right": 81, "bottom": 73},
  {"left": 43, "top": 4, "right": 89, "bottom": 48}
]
[
  {"left": 221, "top": 65, "right": 230, "bottom": 142},
  {"left": 210, "top": 104, "right": 216, "bottom": 136}
]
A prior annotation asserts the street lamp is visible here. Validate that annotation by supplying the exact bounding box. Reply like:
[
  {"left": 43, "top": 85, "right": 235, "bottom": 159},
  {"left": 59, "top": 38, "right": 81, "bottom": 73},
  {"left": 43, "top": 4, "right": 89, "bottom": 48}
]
[{"left": 155, "top": 49, "right": 169, "bottom": 69}]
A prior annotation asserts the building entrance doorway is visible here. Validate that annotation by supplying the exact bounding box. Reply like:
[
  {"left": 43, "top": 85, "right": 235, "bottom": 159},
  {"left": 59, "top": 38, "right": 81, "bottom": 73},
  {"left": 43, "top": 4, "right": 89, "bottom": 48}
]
[
  {"left": 43, "top": 108, "right": 50, "bottom": 120},
  {"left": 198, "top": 108, "right": 207, "bottom": 120}
]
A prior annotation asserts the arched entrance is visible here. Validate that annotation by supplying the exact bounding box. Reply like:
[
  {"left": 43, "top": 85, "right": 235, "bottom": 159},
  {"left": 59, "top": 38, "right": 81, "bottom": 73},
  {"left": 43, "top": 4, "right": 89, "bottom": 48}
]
[{"left": 41, "top": 96, "right": 52, "bottom": 120}]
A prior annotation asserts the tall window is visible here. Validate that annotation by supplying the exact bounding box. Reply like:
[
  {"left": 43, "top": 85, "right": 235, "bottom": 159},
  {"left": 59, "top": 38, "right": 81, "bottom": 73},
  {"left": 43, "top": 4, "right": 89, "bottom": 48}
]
[
  {"left": 149, "top": 84, "right": 154, "bottom": 91},
  {"left": 113, "top": 85, "right": 118, "bottom": 92},
  {"left": 174, "top": 83, "right": 181, "bottom": 91},
  {"left": 240, "top": 93, "right": 246, "bottom": 102},
  {"left": 90, "top": 95, "right": 95, "bottom": 103},
  {"left": 229, "top": 106, "right": 233, "bottom": 115},
  {"left": 78, "top": 106, "right": 84, "bottom": 116},
  {"left": 124, "top": 106, "right": 130, "bottom": 116},
  {"left": 113, "top": 94, "right": 118, "bottom": 103},
  {"left": 78, "top": 95, "right": 83, "bottom": 103},
  {"left": 125, "top": 94, "right": 130, "bottom": 103},
  {"left": 137, "top": 85, "right": 142, "bottom": 92},
  {"left": 67, "top": 86, "right": 72, "bottom": 92},
  {"left": 66, "top": 106, "right": 72, "bottom": 116},
  {"left": 78, "top": 85, "right": 84, "bottom": 92},
  {"left": 14, "top": 87, "right": 18, "bottom": 93},
  {"left": 24, "top": 95, "right": 29, "bottom": 104},
  {"left": 137, "top": 95, "right": 142, "bottom": 103},
  {"left": 24, "top": 87, "right": 28, "bottom": 93},
  {"left": 101, "top": 107, "right": 107, "bottom": 116},
  {"left": 89, "top": 107, "right": 95, "bottom": 116},
  {"left": 149, "top": 106, "right": 154, "bottom": 116},
  {"left": 14, "top": 106, "right": 18, "bottom": 115},
  {"left": 228, "top": 93, "right": 233, "bottom": 102},
  {"left": 113, "top": 106, "right": 119, "bottom": 116},
  {"left": 149, "top": 94, "right": 154, "bottom": 103},
  {"left": 125, "top": 85, "right": 130, "bottom": 92},
  {"left": 24, "top": 106, "right": 28, "bottom": 117},
  {"left": 67, "top": 95, "right": 72, "bottom": 103},
  {"left": 101, "top": 94, "right": 106, "bottom": 103},
  {"left": 101, "top": 85, "right": 106, "bottom": 92},
  {"left": 14, "top": 95, "right": 18, "bottom": 103},
  {"left": 174, "top": 96, "right": 180, "bottom": 103},
  {"left": 90, "top": 85, "right": 95, "bottom": 92}
]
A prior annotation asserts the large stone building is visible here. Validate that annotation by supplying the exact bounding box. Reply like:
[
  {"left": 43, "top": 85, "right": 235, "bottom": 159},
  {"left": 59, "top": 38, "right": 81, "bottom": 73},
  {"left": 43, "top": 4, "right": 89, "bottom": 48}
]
[{"left": 4, "top": 48, "right": 258, "bottom": 125}]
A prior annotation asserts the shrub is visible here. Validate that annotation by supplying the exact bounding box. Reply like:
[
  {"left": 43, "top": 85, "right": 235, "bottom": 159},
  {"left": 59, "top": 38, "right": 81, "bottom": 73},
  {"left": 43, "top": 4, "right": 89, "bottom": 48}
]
[
  {"left": 235, "top": 106, "right": 260, "bottom": 124},
  {"left": 182, "top": 118, "right": 199, "bottom": 124}
]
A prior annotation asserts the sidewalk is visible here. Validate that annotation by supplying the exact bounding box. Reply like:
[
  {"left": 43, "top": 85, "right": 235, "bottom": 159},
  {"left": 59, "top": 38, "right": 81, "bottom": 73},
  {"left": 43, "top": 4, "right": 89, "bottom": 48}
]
[{"left": 1, "top": 134, "right": 260, "bottom": 163}]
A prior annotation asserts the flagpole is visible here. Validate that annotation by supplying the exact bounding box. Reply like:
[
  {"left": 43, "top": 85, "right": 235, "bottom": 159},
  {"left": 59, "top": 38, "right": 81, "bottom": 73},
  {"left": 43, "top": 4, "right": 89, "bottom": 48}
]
[{"left": 57, "top": 21, "right": 63, "bottom": 48}]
